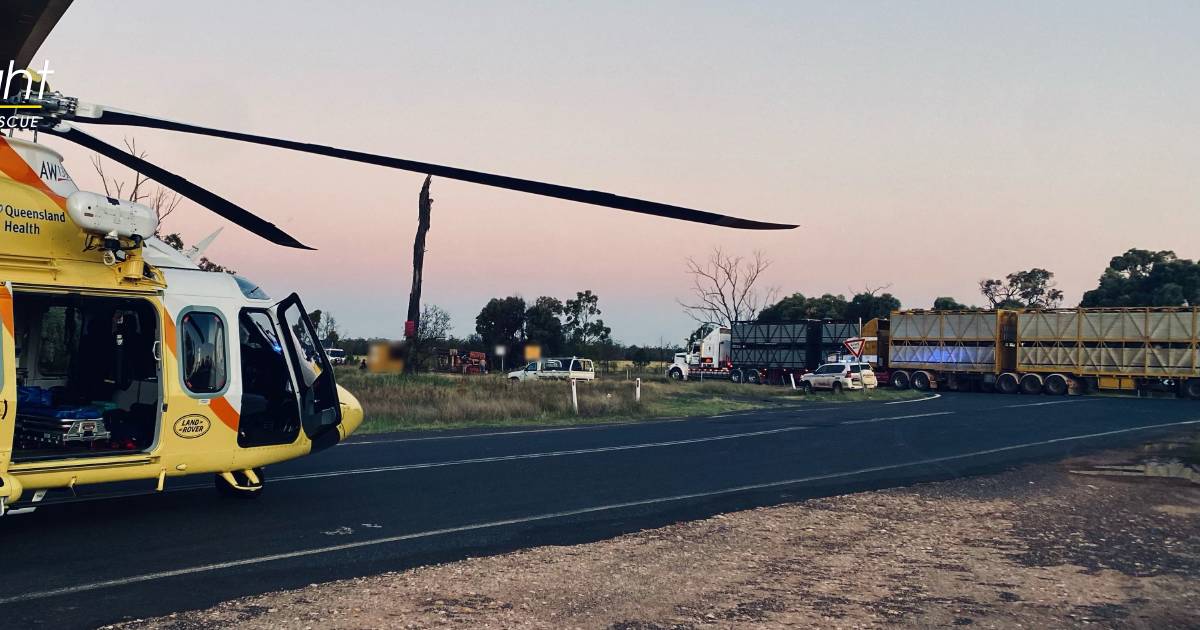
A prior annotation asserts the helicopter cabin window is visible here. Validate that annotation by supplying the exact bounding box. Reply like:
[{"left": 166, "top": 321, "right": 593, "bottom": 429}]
[
  {"left": 238, "top": 309, "right": 300, "bottom": 447},
  {"left": 11, "top": 292, "right": 161, "bottom": 462},
  {"left": 178, "top": 310, "right": 227, "bottom": 396}
]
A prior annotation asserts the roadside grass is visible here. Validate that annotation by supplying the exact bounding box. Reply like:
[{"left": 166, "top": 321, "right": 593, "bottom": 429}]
[{"left": 336, "top": 368, "right": 926, "bottom": 434}]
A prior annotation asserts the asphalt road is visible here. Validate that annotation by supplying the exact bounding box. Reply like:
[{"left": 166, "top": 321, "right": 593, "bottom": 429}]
[{"left": 1, "top": 391, "right": 1197, "bottom": 628}]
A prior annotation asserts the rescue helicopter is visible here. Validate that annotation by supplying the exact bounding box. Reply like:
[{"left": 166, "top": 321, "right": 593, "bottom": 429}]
[{"left": 0, "top": 0, "right": 796, "bottom": 514}]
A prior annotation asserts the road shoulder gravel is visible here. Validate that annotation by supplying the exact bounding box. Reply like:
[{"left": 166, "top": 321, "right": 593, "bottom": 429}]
[{"left": 107, "top": 440, "right": 1200, "bottom": 629}]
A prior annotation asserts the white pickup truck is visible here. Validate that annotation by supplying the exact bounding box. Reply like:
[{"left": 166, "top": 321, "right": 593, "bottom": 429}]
[
  {"left": 508, "top": 357, "right": 596, "bottom": 382},
  {"left": 326, "top": 348, "right": 347, "bottom": 366}
]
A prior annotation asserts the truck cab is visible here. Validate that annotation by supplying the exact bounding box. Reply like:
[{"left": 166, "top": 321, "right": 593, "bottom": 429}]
[{"left": 667, "top": 328, "right": 731, "bottom": 381}]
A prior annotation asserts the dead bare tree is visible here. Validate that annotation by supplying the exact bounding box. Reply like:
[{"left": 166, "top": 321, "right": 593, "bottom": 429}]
[
  {"left": 90, "top": 138, "right": 181, "bottom": 230},
  {"left": 848, "top": 282, "right": 893, "bottom": 298},
  {"left": 678, "top": 247, "right": 777, "bottom": 327},
  {"left": 405, "top": 176, "right": 433, "bottom": 373}
]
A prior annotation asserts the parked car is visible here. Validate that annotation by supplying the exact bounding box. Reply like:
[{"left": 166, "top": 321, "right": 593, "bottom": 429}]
[
  {"left": 326, "top": 348, "right": 347, "bottom": 366},
  {"left": 508, "top": 357, "right": 596, "bottom": 382},
  {"left": 797, "top": 362, "right": 877, "bottom": 393}
]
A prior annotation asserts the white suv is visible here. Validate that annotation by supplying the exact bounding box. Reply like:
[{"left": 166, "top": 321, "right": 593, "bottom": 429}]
[
  {"left": 508, "top": 357, "right": 596, "bottom": 382},
  {"left": 797, "top": 362, "right": 877, "bottom": 393}
]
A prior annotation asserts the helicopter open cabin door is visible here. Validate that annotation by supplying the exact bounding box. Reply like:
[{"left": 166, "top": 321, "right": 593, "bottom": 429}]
[{"left": 275, "top": 293, "right": 341, "bottom": 452}]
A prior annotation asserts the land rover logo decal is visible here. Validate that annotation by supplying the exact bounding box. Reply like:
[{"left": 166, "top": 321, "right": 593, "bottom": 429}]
[{"left": 173, "top": 414, "right": 211, "bottom": 439}]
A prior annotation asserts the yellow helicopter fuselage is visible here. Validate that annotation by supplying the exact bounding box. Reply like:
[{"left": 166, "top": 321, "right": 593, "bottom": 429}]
[{"left": 0, "top": 135, "right": 362, "bottom": 511}]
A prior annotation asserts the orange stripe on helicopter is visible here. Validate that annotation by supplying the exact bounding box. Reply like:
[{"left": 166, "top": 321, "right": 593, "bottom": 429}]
[
  {"left": 0, "top": 284, "right": 13, "bottom": 337},
  {"left": 161, "top": 306, "right": 177, "bottom": 356},
  {"left": 0, "top": 138, "right": 67, "bottom": 208},
  {"left": 210, "top": 396, "right": 240, "bottom": 432}
]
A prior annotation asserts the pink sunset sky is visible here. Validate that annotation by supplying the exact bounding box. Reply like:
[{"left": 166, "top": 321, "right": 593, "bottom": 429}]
[{"left": 32, "top": 1, "right": 1200, "bottom": 345}]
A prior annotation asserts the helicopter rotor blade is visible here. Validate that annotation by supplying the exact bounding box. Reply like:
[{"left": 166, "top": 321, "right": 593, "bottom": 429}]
[
  {"left": 44, "top": 123, "right": 314, "bottom": 250},
  {"left": 0, "top": 0, "right": 73, "bottom": 72},
  {"left": 73, "top": 107, "right": 798, "bottom": 231}
]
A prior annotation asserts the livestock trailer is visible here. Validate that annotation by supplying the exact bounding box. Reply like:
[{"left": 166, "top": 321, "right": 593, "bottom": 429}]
[
  {"left": 885, "top": 307, "right": 1200, "bottom": 397},
  {"left": 730, "top": 320, "right": 859, "bottom": 384}
]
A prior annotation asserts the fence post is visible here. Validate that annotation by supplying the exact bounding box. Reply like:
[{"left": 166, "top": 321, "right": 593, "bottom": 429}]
[
  {"left": 636, "top": 377, "right": 642, "bottom": 403},
  {"left": 571, "top": 378, "right": 579, "bottom": 414}
]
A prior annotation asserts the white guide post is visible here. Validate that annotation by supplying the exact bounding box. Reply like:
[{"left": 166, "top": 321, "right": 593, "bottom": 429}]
[
  {"left": 790, "top": 372, "right": 797, "bottom": 390},
  {"left": 635, "top": 378, "right": 642, "bottom": 403},
  {"left": 571, "top": 378, "right": 579, "bottom": 414}
]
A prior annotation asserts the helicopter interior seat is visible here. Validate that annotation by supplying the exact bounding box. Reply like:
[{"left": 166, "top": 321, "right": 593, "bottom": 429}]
[{"left": 71, "top": 314, "right": 120, "bottom": 402}]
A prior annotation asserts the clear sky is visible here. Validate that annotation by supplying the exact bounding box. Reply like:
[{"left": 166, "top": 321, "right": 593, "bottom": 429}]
[{"left": 34, "top": 1, "right": 1200, "bottom": 345}]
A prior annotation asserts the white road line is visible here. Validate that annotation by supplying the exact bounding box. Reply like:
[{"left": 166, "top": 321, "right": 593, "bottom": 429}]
[
  {"left": 884, "top": 393, "right": 942, "bottom": 405},
  {"left": 6, "top": 417, "right": 1197, "bottom": 606},
  {"left": 842, "top": 411, "right": 955, "bottom": 425},
  {"left": 288, "top": 409, "right": 965, "bottom": 482},
  {"left": 1000, "top": 399, "right": 1090, "bottom": 409},
  {"left": 340, "top": 406, "right": 846, "bottom": 446},
  {"left": 342, "top": 424, "right": 629, "bottom": 446},
  {"left": 278, "top": 425, "right": 816, "bottom": 481}
]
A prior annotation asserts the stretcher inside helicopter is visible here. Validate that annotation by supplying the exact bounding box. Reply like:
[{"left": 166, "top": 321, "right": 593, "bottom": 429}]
[{"left": 13, "top": 291, "right": 160, "bottom": 461}]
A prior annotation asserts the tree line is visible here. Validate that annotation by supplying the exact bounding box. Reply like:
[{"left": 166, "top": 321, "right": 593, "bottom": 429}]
[
  {"left": 331, "top": 290, "right": 680, "bottom": 371},
  {"left": 325, "top": 246, "right": 1200, "bottom": 370},
  {"left": 681, "top": 247, "right": 1200, "bottom": 330}
]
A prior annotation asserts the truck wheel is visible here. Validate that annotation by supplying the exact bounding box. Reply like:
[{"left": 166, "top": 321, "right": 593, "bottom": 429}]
[
  {"left": 730, "top": 370, "right": 743, "bottom": 384},
  {"left": 1184, "top": 379, "right": 1200, "bottom": 399},
  {"left": 747, "top": 370, "right": 760, "bottom": 384},
  {"left": 832, "top": 381, "right": 844, "bottom": 394},
  {"left": 1019, "top": 374, "right": 1044, "bottom": 395},
  {"left": 216, "top": 468, "right": 265, "bottom": 500},
  {"left": 996, "top": 373, "right": 1019, "bottom": 394},
  {"left": 891, "top": 371, "right": 911, "bottom": 390},
  {"left": 509, "top": 377, "right": 521, "bottom": 383},
  {"left": 668, "top": 368, "right": 684, "bottom": 381},
  {"left": 1043, "top": 374, "right": 1069, "bottom": 396},
  {"left": 911, "top": 371, "right": 931, "bottom": 391}
]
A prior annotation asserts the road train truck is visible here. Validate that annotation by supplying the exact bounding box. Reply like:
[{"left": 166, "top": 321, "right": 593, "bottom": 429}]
[{"left": 883, "top": 307, "right": 1200, "bottom": 397}]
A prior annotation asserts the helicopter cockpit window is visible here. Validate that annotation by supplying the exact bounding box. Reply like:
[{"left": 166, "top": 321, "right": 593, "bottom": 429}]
[
  {"left": 234, "top": 275, "right": 270, "bottom": 301},
  {"left": 179, "top": 311, "right": 228, "bottom": 395}
]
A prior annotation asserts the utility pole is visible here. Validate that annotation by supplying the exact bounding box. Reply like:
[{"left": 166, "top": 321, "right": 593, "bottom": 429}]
[{"left": 405, "top": 175, "right": 433, "bottom": 373}]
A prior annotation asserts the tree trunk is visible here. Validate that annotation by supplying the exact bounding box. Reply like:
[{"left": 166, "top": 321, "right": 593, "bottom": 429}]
[{"left": 405, "top": 175, "right": 433, "bottom": 373}]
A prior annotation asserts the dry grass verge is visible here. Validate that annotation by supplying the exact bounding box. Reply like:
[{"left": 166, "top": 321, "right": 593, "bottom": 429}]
[{"left": 335, "top": 369, "right": 922, "bottom": 433}]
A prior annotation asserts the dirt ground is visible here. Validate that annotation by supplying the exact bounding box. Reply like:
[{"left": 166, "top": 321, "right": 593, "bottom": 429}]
[{"left": 110, "top": 446, "right": 1200, "bottom": 630}]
